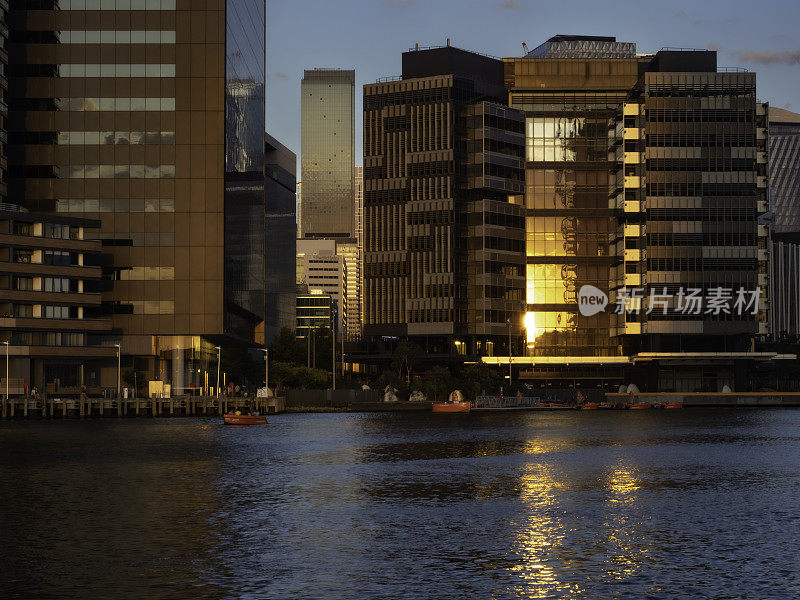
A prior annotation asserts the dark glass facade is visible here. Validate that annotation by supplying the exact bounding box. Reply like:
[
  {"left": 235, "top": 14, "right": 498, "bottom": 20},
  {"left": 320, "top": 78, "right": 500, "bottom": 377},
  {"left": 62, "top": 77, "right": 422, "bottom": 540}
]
[
  {"left": 6, "top": 1, "right": 267, "bottom": 392},
  {"left": 505, "top": 53, "right": 640, "bottom": 358},
  {"left": 264, "top": 132, "right": 296, "bottom": 344}
]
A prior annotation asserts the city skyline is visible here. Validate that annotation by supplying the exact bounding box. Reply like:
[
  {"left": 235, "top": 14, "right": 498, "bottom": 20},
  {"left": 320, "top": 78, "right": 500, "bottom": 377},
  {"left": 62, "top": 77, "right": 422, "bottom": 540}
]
[{"left": 267, "top": 0, "right": 800, "bottom": 169}]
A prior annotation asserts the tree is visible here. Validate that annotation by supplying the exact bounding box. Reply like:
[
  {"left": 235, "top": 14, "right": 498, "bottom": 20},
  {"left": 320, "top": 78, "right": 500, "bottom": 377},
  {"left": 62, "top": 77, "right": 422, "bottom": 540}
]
[
  {"left": 460, "top": 363, "right": 500, "bottom": 400},
  {"left": 391, "top": 340, "right": 422, "bottom": 385},
  {"left": 270, "top": 327, "right": 305, "bottom": 365},
  {"left": 423, "top": 366, "right": 453, "bottom": 402}
]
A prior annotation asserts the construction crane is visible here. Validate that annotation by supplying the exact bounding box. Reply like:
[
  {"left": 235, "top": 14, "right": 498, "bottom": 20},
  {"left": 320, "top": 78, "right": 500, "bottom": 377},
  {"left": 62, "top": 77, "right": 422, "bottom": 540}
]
[{"left": 521, "top": 42, "right": 529, "bottom": 55}]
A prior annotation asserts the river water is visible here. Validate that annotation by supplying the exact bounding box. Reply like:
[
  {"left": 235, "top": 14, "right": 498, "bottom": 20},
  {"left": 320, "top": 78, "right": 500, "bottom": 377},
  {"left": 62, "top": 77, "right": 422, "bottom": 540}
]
[{"left": 1, "top": 409, "right": 799, "bottom": 599}]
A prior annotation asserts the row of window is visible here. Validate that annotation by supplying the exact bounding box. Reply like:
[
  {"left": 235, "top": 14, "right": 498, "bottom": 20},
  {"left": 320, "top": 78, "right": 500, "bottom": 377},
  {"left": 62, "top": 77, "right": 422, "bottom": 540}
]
[
  {"left": 13, "top": 250, "right": 80, "bottom": 266},
  {"left": 646, "top": 158, "right": 755, "bottom": 172},
  {"left": 647, "top": 233, "right": 756, "bottom": 246},
  {"left": 56, "top": 198, "right": 175, "bottom": 213},
  {"left": 58, "top": 0, "right": 176, "bottom": 9},
  {"left": 67, "top": 165, "right": 175, "bottom": 178},
  {"left": 116, "top": 266, "right": 174, "bottom": 280},
  {"left": 646, "top": 109, "right": 754, "bottom": 123},
  {"left": 58, "top": 30, "right": 176, "bottom": 44},
  {"left": 59, "top": 64, "right": 175, "bottom": 78},
  {"left": 647, "top": 258, "right": 758, "bottom": 271},
  {"left": 127, "top": 300, "right": 174, "bottom": 314},
  {"left": 647, "top": 183, "right": 756, "bottom": 197},
  {"left": 11, "top": 332, "right": 87, "bottom": 346},
  {"left": 12, "top": 305, "right": 81, "bottom": 319},
  {"left": 57, "top": 131, "right": 175, "bottom": 145},
  {"left": 54, "top": 97, "right": 176, "bottom": 112},
  {"left": 13, "top": 277, "right": 80, "bottom": 293}
]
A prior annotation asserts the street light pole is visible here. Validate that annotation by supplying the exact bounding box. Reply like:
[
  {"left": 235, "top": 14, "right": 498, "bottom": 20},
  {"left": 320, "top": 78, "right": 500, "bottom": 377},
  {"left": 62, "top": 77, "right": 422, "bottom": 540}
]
[
  {"left": 114, "top": 344, "right": 121, "bottom": 398},
  {"left": 215, "top": 346, "right": 221, "bottom": 398},
  {"left": 3, "top": 341, "right": 9, "bottom": 411},
  {"left": 261, "top": 348, "right": 268, "bottom": 396},
  {"left": 507, "top": 319, "right": 512, "bottom": 386}
]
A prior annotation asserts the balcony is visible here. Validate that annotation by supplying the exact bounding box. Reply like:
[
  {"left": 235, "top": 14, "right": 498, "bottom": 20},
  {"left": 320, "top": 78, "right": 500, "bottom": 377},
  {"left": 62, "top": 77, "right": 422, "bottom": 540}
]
[
  {"left": 624, "top": 201, "right": 641, "bottom": 213},
  {"left": 624, "top": 175, "right": 641, "bottom": 188},
  {"left": 623, "top": 152, "right": 641, "bottom": 164},
  {"left": 624, "top": 248, "right": 641, "bottom": 262},
  {"left": 623, "top": 127, "right": 640, "bottom": 140}
]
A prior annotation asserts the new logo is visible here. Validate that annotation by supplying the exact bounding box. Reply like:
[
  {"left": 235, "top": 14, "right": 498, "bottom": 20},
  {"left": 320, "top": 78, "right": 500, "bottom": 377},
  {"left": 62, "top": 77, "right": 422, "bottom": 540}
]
[{"left": 578, "top": 285, "right": 608, "bottom": 317}]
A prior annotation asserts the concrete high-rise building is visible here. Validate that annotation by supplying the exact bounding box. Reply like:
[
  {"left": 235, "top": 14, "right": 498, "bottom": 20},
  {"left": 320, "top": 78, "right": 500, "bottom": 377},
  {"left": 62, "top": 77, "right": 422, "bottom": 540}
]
[
  {"left": 363, "top": 45, "right": 526, "bottom": 355},
  {"left": 300, "top": 68, "right": 355, "bottom": 240},
  {"left": 768, "top": 108, "right": 800, "bottom": 234},
  {"left": 5, "top": 1, "right": 267, "bottom": 394}
]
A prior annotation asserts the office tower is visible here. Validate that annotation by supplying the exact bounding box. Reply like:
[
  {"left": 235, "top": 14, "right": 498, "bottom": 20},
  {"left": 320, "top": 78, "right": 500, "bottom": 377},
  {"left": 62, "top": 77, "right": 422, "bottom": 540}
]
[
  {"left": 353, "top": 165, "right": 363, "bottom": 334},
  {"left": 615, "top": 51, "right": 769, "bottom": 391},
  {"left": 505, "top": 36, "right": 640, "bottom": 363},
  {"left": 768, "top": 108, "right": 800, "bottom": 234},
  {"left": 0, "top": 207, "right": 116, "bottom": 395},
  {"left": 296, "top": 181, "right": 302, "bottom": 236},
  {"left": 300, "top": 69, "right": 355, "bottom": 239},
  {"left": 0, "top": 1, "right": 6, "bottom": 206},
  {"left": 265, "top": 133, "right": 297, "bottom": 344},
  {"left": 354, "top": 166, "right": 364, "bottom": 251},
  {"left": 296, "top": 291, "right": 332, "bottom": 339},
  {"left": 505, "top": 39, "right": 771, "bottom": 391},
  {"left": 6, "top": 1, "right": 266, "bottom": 393},
  {"left": 336, "top": 239, "right": 360, "bottom": 340},
  {"left": 363, "top": 44, "right": 526, "bottom": 355}
]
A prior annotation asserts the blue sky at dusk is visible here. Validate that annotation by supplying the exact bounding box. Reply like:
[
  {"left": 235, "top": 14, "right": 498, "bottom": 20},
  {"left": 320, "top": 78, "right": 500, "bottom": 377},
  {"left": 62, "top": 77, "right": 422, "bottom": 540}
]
[{"left": 266, "top": 0, "right": 799, "bottom": 167}]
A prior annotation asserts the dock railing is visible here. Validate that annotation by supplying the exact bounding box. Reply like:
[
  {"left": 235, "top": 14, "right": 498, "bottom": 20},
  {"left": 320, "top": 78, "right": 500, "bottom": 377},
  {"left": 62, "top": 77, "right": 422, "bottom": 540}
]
[{"left": 472, "top": 395, "right": 546, "bottom": 410}]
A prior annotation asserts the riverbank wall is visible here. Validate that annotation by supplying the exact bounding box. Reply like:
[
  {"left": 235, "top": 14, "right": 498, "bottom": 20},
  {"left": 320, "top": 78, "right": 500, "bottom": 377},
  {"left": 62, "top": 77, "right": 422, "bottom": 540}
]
[{"left": 4, "top": 391, "right": 800, "bottom": 419}]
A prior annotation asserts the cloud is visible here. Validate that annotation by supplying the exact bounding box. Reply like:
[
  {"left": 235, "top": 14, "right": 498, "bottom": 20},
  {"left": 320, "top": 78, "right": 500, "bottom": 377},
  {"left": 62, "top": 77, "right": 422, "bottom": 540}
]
[
  {"left": 497, "top": 0, "right": 520, "bottom": 7},
  {"left": 733, "top": 50, "right": 800, "bottom": 66},
  {"left": 274, "top": 72, "right": 289, "bottom": 79},
  {"left": 386, "top": 0, "right": 415, "bottom": 6}
]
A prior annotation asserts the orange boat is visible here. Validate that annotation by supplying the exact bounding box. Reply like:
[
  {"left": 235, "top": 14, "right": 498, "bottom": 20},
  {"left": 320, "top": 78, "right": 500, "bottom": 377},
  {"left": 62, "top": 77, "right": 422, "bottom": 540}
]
[
  {"left": 431, "top": 401, "right": 471, "bottom": 413},
  {"left": 223, "top": 413, "right": 268, "bottom": 425},
  {"left": 664, "top": 402, "right": 683, "bottom": 409},
  {"left": 629, "top": 402, "right": 651, "bottom": 410},
  {"left": 580, "top": 402, "right": 600, "bottom": 410}
]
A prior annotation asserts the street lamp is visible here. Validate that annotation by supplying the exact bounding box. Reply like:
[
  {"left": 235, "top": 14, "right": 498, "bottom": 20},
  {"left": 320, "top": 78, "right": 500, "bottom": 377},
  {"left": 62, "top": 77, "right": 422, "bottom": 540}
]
[
  {"left": 506, "top": 319, "right": 512, "bottom": 386},
  {"left": 3, "top": 341, "right": 9, "bottom": 407},
  {"left": 215, "top": 346, "right": 221, "bottom": 398},
  {"left": 113, "top": 344, "right": 121, "bottom": 399},
  {"left": 260, "top": 348, "right": 268, "bottom": 397}
]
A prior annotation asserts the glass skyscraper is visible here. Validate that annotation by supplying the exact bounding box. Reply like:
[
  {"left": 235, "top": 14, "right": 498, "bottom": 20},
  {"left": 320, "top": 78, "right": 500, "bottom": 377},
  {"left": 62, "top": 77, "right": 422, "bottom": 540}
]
[
  {"left": 5, "top": 0, "right": 267, "bottom": 394},
  {"left": 300, "top": 68, "right": 355, "bottom": 239}
]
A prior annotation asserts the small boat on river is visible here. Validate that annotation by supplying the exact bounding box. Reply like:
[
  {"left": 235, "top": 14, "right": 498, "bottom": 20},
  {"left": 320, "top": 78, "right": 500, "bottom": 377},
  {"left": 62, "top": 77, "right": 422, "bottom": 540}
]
[
  {"left": 664, "top": 402, "right": 683, "bottom": 409},
  {"left": 432, "top": 390, "right": 471, "bottom": 413},
  {"left": 223, "top": 413, "right": 268, "bottom": 425},
  {"left": 580, "top": 402, "right": 600, "bottom": 410},
  {"left": 431, "top": 401, "right": 471, "bottom": 413},
  {"left": 629, "top": 402, "right": 651, "bottom": 410}
]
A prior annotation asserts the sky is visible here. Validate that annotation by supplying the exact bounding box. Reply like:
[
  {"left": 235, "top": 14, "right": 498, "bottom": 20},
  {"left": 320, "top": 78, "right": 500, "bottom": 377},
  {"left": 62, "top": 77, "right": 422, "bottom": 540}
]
[{"left": 265, "top": 0, "right": 800, "bottom": 170}]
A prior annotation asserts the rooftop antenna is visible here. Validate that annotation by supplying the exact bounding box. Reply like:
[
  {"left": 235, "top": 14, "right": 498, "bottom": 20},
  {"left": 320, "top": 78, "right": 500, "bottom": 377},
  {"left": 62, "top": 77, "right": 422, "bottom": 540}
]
[
  {"left": 446, "top": 38, "right": 450, "bottom": 46},
  {"left": 522, "top": 42, "right": 529, "bottom": 55}
]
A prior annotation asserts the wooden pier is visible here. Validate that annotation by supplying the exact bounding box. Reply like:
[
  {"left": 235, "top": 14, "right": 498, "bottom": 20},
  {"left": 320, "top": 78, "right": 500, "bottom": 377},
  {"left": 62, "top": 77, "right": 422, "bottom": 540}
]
[{"left": 0, "top": 394, "right": 285, "bottom": 419}]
